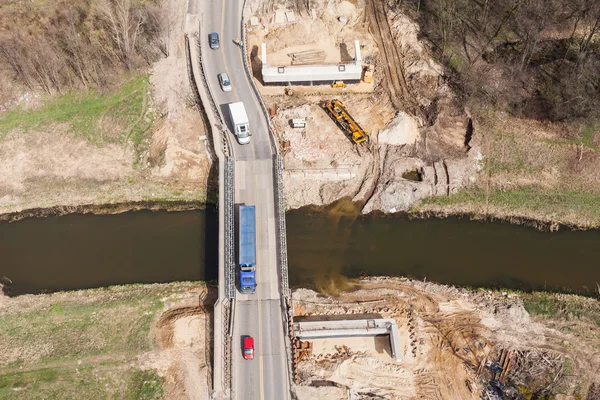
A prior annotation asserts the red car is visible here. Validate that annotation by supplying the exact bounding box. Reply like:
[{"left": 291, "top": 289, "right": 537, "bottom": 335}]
[{"left": 243, "top": 336, "right": 254, "bottom": 360}]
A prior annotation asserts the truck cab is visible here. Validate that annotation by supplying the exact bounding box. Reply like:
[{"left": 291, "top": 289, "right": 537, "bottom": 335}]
[{"left": 240, "top": 270, "right": 256, "bottom": 294}]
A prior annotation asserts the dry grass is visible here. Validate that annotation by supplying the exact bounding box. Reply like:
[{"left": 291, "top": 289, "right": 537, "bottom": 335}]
[{"left": 0, "top": 73, "right": 210, "bottom": 214}]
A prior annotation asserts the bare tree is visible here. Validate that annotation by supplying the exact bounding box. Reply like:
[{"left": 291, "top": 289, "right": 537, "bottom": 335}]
[{"left": 96, "top": 0, "right": 146, "bottom": 68}]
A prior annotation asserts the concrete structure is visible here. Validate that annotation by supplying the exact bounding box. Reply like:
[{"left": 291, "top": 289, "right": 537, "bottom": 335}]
[
  {"left": 294, "top": 319, "right": 403, "bottom": 362},
  {"left": 261, "top": 41, "right": 363, "bottom": 85}
]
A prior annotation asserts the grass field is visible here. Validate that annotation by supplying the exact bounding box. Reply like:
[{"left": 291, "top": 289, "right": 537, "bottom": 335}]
[
  {"left": 520, "top": 291, "right": 600, "bottom": 359},
  {"left": 0, "top": 283, "right": 201, "bottom": 400},
  {"left": 0, "top": 75, "right": 153, "bottom": 148},
  {"left": 419, "top": 186, "right": 600, "bottom": 226},
  {"left": 0, "top": 365, "right": 164, "bottom": 400}
]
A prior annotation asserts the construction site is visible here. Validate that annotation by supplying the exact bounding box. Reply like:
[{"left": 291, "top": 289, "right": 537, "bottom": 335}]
[
  {"left": 287, "top": 278, "right": 600, "bottom": 400},
  {"left": 244, "top": 0, "right": 478, "bottom": 213}
]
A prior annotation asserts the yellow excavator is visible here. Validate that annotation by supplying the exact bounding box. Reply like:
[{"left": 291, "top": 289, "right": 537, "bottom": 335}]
[{"left": 321, "top": 99, "right": 369, "bottom": 144}]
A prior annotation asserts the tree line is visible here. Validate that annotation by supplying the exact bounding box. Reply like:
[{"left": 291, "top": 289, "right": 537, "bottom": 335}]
[
  {"left": 0, "top": 0, "right": 170, "bottom": 95},
  {"left": 405, "top": 0, "right": 600, "bottom": 121}
]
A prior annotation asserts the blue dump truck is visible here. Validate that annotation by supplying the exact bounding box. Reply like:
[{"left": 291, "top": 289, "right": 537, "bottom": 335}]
[{"left": 239, "top": 205, "right": 257, "bottom": 294}]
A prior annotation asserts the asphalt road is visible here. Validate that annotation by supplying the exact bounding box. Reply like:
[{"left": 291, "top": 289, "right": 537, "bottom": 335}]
[{"left": 195, "top": 0, "right": 291, "bottom": 398}]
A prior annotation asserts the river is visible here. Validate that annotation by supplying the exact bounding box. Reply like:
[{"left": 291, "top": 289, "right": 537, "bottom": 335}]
[
  {"left": 0, "top": 209, "right": 218, "bottom": 296},
  {"left": 1, "top": 204, "right": 599, "bottom": 296}
]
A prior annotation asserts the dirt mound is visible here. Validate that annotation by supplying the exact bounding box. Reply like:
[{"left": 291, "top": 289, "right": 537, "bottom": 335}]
[{"left": 377, "top": 111, "right": 419, "bottom": 145}]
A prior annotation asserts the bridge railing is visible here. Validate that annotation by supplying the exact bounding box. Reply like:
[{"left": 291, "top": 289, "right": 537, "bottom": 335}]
[
  {"left": 224, "top": 157, "right": 236, "bottom": 299},
  {"left": 274, "top": 155, "right": 290, "bottom": 297},
  {"left": 189, "top": 20, "right": 237, "bottom": 397},
  {"left": 196, "top": 23, "right": 236, "bottom": 301}
]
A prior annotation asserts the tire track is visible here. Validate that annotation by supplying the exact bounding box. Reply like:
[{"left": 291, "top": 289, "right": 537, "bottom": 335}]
[{"left": 366, "top": 0, "right": 411, "bottom": 110}]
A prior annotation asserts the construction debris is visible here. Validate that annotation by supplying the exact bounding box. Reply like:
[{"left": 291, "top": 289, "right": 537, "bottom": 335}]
[{"left": 288, "top": 49, "right": 326, "bottom": 65}]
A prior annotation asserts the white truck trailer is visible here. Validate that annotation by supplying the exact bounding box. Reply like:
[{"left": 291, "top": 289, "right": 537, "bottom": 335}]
[{"left": 228, "top": 102, "right": 250, "bottom": 145}]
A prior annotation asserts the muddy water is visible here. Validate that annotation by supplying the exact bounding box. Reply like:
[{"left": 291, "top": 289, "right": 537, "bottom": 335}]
[
  {"left": 286, "top": 202, "right": 600, "bottom": 294},
  {"left": 2, "top": 202, "right": 599, "bottom": 297},
  {"left": 0, "top": 209, "right": 217, "bottom": 296}
]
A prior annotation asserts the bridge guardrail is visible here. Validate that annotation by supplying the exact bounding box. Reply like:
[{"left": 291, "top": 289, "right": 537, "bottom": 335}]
[
  {"left": 274, "top": 155, "right": 290, "bottom": 297},
  {"left": 222, "top": 299, "right": 232, "bottom": 392},
  {"left": 190, "top": 19, "right": 236, "bottom": 397},
  {"left": 196, "top": 23, "right": 236, "bottom": 301},
  {"left": 224, "top": 156, "right": 236, "bottom": 299}
]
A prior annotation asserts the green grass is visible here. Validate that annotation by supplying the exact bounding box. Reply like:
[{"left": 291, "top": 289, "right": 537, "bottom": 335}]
[
  {"left": 580, "top": 123, "right": 600, "bottom": 152},
  {"left": 0, "top": 75, "right": 153, "bottom": 147},
  {"left": 522, "top": 292, "right": 600, "bottom": 327},
  {"left": 488, "top": 187, "right": 600, "bottom": 215},
  {"left": 416, "top": 187, "right": 486, "bottom": 208},
  {"left": 126, "top": 369, "right": 164, "bottom": 400},
  {"left": 448, "top": 55, "right": 463, "bottom": 71},
  {"left": 0, "top": 288, "right": 165, "bottom": 368},
  {"left": 417, "top": 186, "right": 600, "bottom": 224},
  {"left": 0, "top": 366, "right": 163, "bottom": 400},
  {"left": 539, "top": 131, "right": 600, "bottom": 152}
]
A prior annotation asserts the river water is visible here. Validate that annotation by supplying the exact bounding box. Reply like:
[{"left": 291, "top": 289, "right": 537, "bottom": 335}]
[
  {"left": 286, "top": 202, "right": 600, "bottom": 294},
  {"left": 0, "top": 209, "right": 218, "bottom": 296},
  {"left": 1, "top": 204, "right": 599, "bottom": 296}
]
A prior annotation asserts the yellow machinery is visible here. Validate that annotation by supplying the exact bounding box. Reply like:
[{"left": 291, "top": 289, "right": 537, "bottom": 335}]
[
  {"left": 321, "top": 99, "right": 369, "bottom": 144},
  {"left": 331, "top": 80, "right": 347, "bottom": 88}
]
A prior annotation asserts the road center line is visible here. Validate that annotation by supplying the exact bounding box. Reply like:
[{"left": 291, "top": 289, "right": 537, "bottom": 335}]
[{"left": 251, "top": 160, "right": 266, "bottom": 400}]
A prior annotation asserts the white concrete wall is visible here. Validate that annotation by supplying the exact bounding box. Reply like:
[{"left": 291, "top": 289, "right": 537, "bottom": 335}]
[
  {"left": 262, "top": 41, "right": 363, "bottom": 84},
  {"left": 293, "top": 318, "right": 403, "bottom": 362}
]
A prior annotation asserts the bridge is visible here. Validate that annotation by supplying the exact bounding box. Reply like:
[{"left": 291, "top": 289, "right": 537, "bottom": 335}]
[{"left": 185, "top": 0, "right": 293, "bottom": 398}]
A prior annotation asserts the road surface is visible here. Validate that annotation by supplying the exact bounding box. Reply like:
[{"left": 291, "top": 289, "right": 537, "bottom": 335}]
[{"left": 191, "top": 0, "right": 291, "bottom": 398}]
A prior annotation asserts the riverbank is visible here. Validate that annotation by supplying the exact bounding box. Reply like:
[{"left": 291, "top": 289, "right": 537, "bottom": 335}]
[
  {"left": 0, "top": 200, "right": 212, "bottom": 224},
  {"left": 1, "top": 0, "right": 598, "bottom": 231},
  {"left": 412, "top": 108, "right": 600, "bottom": 230},
  {"left": 1, "top": 279, "right": 598, "bottom": 399}
]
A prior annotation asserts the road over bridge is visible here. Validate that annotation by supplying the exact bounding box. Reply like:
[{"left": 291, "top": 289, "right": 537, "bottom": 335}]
[{"left": 186, "top": 0, "right": 293, "bottom": 399}]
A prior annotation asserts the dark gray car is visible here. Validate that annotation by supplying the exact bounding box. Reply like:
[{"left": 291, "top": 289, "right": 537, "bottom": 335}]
[{"left": 209, "top": 32, "right": 219, "bottom": 50}]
